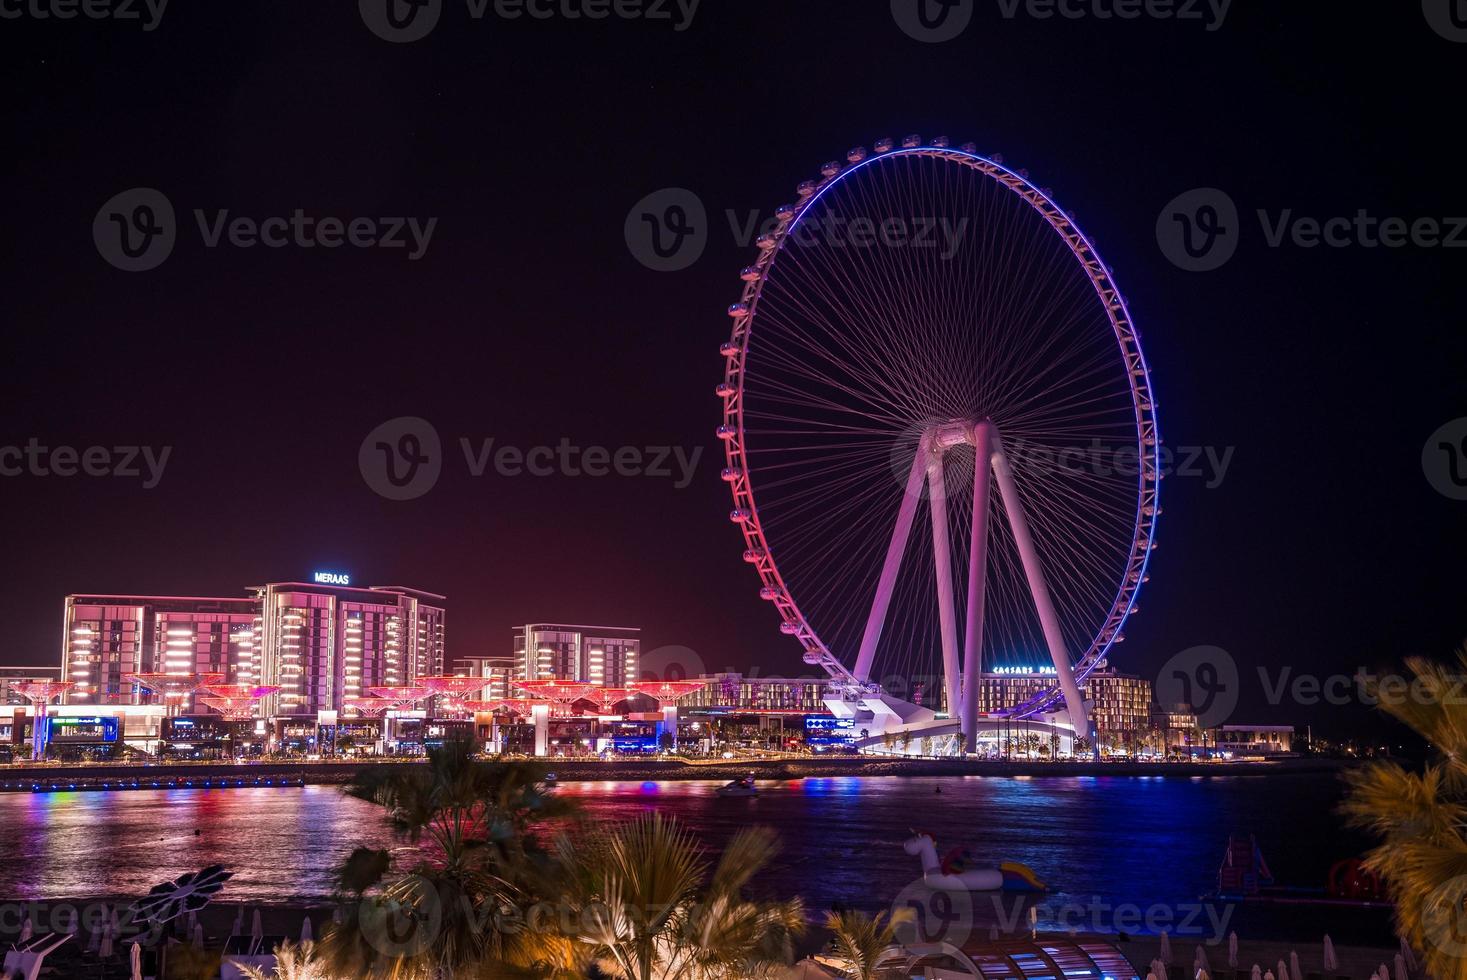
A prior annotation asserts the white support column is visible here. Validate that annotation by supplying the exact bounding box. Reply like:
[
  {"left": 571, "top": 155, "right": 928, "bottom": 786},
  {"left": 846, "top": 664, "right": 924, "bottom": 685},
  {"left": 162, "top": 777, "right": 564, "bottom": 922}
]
[
  {"left": 990, "top": 434, "right": 1094, "bottom": 751},
  {"left": 961, "top": 422, "right": 994, "bottom": 753},
  {"left": 854, "top": 444, "right": 929, "bottom": 683},
  {"left": 532, "top": 703, "right": 550, "bottom": 757},
  {"left": 928, "top": 454, "right": 964, "bottom": 728}
]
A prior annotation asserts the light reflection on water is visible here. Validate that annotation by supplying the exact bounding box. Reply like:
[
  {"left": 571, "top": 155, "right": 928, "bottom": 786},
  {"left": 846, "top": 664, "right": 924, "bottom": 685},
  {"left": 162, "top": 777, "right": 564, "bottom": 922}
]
[{"left": 0, "top": 774, "right": 1388, "bottom": 943}]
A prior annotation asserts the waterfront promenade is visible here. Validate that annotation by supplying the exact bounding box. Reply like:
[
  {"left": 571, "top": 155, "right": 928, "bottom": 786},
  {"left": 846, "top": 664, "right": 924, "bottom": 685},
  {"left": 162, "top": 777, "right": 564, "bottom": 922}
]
[{"left": 0, "top": 754, "right": 1355, "bottom": 792}]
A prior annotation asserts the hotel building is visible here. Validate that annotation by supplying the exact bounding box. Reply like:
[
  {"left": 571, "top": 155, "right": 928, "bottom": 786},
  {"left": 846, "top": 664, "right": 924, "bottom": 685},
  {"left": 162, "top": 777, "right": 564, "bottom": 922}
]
[
  {"left": 967, "top": 664, "right": 1155, "bottom": 734},
  {"left": 512, "top": 624, "right": 639, "bottom": 686},
  {"left": 684, "top": 672, "right": 835, "bottom": 714},
  {"left": 60, "top": 579, "right": 445, "bottom": 716}
]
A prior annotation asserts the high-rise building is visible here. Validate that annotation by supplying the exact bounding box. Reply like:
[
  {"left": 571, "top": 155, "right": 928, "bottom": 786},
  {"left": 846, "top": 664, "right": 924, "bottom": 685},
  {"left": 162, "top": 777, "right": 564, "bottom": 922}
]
[
  {"left": 512, "top": 624, "right": 639, "bottom": 686},
  {"left": 61, "top": 579, "right": 445, "bottom": 716},
  {"left": 62, "top": 595, "right": 260, "bottom": 706},
  {"left": 970, "top": 664, "right": 1153, "bottom": 734}
]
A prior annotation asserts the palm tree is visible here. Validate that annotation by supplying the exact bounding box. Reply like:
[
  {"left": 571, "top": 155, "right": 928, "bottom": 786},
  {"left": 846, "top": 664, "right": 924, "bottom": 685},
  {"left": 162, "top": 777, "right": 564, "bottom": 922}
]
[
  {"left": 1341, "top": 649, "right": 1467, "bottom": 980},
  {"left": 319, "top": 740, "right": 576, "bottom": 978},
  {"left": 534, "top": 812, "right": 805, "bottom": 979},
  {"left": 236, "top": 941, "right": 330, "bottom": 979},
  {"left": 822, "top": 909, "right": 914, "bottom": 980}
]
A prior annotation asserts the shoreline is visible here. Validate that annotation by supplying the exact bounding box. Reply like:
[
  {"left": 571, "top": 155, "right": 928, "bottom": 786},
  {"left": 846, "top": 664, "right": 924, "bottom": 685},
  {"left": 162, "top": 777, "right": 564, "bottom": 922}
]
[{"left": 0, "top": 755, "right": 1358, "bottom": 791}]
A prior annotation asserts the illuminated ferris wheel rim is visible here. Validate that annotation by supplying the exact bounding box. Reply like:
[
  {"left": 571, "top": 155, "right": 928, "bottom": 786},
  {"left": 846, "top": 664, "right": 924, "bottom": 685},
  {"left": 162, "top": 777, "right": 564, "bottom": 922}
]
[{"left": 717, "top": 137, "right": 1161, "bottom": 718}]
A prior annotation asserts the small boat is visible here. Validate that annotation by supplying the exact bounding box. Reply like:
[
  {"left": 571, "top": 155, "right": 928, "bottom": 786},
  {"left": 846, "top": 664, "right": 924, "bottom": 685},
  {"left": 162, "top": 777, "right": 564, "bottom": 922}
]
[
  {"left": 715, "top": 775, "right": 759, "bottom": 797},
  {"left": 543, "top": 772, "right": 558, "bottom": 785}
]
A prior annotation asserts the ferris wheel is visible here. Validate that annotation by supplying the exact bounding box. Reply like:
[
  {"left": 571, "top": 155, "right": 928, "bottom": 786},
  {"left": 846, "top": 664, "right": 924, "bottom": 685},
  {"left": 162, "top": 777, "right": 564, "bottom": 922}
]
[{"left": 717, "top": 135, "right": 1160, "bottom": 752}]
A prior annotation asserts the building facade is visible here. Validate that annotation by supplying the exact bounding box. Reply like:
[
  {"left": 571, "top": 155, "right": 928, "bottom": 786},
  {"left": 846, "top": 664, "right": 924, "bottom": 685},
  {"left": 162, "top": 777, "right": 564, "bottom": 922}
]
[
  {"left": 60, "top": 580, "right": 445, "bottom": 716},
  {"left": 454, "top": 655, "right": 514, "bottom": 701},
  {"left": 968, "top": 665, "right": 1153, "bottom": 734},
  {"left": 512, "top": 624, "right": 639, "bottom": 686},
  {"left": 684, "top": 672, "right": 835, "bottom": 714}
]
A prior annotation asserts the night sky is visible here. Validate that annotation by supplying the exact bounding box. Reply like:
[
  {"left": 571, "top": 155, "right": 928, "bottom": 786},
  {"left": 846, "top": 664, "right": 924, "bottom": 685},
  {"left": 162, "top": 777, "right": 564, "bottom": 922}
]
[{"left": 3, "top": 2, "right": 1464, "bottom": 737}]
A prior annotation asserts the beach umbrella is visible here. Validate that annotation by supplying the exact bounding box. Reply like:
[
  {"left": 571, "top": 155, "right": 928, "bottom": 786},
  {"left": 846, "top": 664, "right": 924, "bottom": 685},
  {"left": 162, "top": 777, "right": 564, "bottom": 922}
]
[
  {"left": 1147, "top": 972, "right": 1160, "bottom": 980},
  {"left": 1290, "top": 949, "right": 1302, "bottom": 980},
  {"left": 1263, "top": 971, "right": 1274, "bottom": 980},
  {"left": 1251, "top": 965, "right": 1262, "bottom": 980},
  {"left": 1029, "top": 906, "right": 1038, "bottom": 939},
  {"left": 19, "top": 913, "right": 32, "bottom": 942},
  {"left": 1195, "top": 945, "right": 1212, "bottom": 976},
  {"left": 988, "top": 925, "right": 999, "bottom": 941},
  {"left": 130, "top": 941, "right": 143, "bottom": 980},
  {"left": 87, "top": 913, "right": 102, "bottom": 953},
  {"left": 1323, "top": 935, "right": 1338, "bottom": 972},
  {"left": 232, "top": 905, "right": 244, "bottom": 935},
  {"left": 1161, "top": 930, "right": 1174, "bottom": 964},
  {"left": 300, "top": 914, "right": 313, "bottom": 944},
  {"left": 1228, "top": 931, "right": 1239, "bottom": 968},
  {"left": 1152, "top": 957, "right": 1166, "bottom": 980},
  {"left": 1395, "top": 953, "right": 1407, "bottom": 980},
  {"left": 193, "top": 922, "right": 204, "bottom": 948},
  {"left": 187, "top": 910, "right": 197, "bottom": 937},
  {"left": 99, "top": 921, "right": 114, "bottom": 959},
  {"left": 1378, "top": 964, "right": 1390, "bottom": 980},
  {"left": 64, "top": 906, "right": 78, "bottom": 935},
  {"left": 1277, "top": 958, "right": 1289, "bottom": 980},
  {"left": 110, "top": 906, "right": 121, "bottom": 934},
  {"left": 251, "top": 907, "right": 263, "bottom": 941}
]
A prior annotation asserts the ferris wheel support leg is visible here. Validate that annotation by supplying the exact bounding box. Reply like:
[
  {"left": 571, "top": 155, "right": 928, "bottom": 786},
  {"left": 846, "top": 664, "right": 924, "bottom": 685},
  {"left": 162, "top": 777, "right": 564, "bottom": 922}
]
[
  {"left": 927, "top": 454, "right": 964, "bottom": 731},
  {"left": 990, "top": 435, "right": 1097, "bottom": 757},
  {"left": 961, "top": 422, "right": 995, "bottom": 754},
  {"left": 853, "top": 444, "right": 929, "bottom": 684}
]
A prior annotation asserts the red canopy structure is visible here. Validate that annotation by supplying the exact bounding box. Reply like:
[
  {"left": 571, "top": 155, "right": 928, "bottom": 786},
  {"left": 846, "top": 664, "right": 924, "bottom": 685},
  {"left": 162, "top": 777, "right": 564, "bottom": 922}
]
[
  {"left": 364, "top": 686, "right": 433, "bottom": 712},
  {"left": 126, "top": 673, "right": 226, "bottom": 713},
  {"left": 415, "top": 675, "right": 489, "bottom": 718},
  {"left": 628, "top": 680, "right": 704, "bottom": 708},
  {"left": 195, "top": 684, "right": 280, "bottom": 721},
  {"left": 514, "top": 679, "right": 595, "bottom": 716},
  {"left": 13, "top": 681, "right": 75, "bottom": 759},
  {"left": 586, "top": 687, "right": 632, "bottom": 716},
  {"left": 342, "top": 697, "right": 394, "bottom": 717}
]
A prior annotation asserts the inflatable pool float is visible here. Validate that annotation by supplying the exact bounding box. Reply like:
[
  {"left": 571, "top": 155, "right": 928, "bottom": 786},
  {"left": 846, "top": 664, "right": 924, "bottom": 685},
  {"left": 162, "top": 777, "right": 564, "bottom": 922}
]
[{"left": 904, "top": 832, "right": 1047, "bottom": 892}]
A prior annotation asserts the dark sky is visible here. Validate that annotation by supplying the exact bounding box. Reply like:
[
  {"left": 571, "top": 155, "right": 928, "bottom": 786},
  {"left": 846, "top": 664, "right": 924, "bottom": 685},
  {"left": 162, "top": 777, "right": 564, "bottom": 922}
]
[{"left": 3, "top": 1, "right": 1464, "bottom": 738}]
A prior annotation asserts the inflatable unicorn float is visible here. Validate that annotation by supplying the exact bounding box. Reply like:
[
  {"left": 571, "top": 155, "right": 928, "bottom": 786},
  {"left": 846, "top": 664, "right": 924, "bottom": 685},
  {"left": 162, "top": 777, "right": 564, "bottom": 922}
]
[{"left": 903, "top": 831, "right": 1048, "bottom": 893}]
